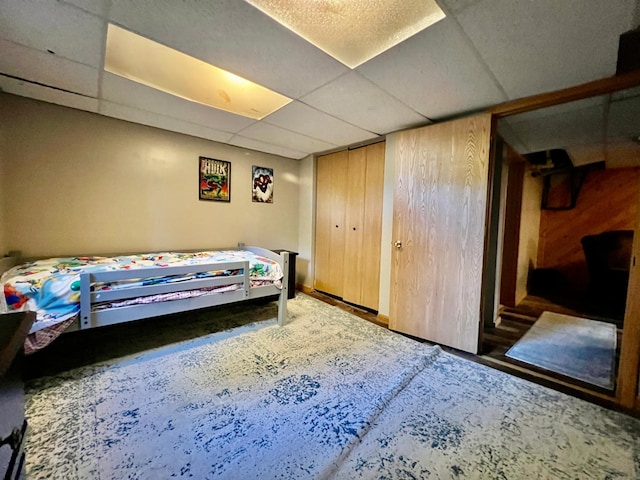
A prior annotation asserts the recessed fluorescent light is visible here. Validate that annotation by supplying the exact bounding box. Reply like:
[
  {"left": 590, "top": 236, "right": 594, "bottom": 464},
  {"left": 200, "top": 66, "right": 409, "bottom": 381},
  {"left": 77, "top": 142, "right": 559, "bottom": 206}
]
[
  {"left": 104, "top": 24, "right": 292, "bottom": 120},
  {"left": 247, "top": 0, "right": 446, "bottom": 68}
]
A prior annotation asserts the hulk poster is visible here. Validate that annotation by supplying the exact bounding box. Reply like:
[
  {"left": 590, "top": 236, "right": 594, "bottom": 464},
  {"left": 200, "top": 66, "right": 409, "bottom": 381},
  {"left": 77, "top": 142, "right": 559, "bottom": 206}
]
[{"left": 199, "top": 157, "right": 231, "bottom": 202}]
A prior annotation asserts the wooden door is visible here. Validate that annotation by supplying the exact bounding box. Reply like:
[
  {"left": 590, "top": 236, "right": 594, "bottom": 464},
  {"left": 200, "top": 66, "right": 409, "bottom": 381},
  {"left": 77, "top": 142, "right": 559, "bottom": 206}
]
[
  {"left": 616, "top": 175, "right": 640, "bottom": 410},
  {"left": 343, "top": 142, "right": 385, "bottom": 310},
  {"left": 314, "top": 150, "right": 348, "bottom": 296},
  {"left": 389, "top": 114, "right": 492, "bottom": 354}
]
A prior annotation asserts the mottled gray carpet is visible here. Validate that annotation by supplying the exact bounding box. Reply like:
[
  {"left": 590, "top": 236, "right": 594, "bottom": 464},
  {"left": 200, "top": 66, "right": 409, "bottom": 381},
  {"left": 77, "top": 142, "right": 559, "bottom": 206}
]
[
  {"left": 24, "top": 294, "right": 640, "bottom": 479},
  {"left": 506, "top": 311, "right": 617, "bottom": 390}
]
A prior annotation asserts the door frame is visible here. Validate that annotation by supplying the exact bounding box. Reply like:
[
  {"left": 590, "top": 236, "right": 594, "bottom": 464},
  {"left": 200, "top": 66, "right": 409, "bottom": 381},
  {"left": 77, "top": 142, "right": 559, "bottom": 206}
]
[{"left": 483, "top": 69, "right": 640, "bottom": 410}]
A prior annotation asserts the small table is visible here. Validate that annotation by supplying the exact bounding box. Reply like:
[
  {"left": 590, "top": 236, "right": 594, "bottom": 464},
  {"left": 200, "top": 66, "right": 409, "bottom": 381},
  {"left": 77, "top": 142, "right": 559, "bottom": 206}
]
[
  {"left": 272, "top": 250, "right": 298, "bottom": 299},
  {"left": 1, "top": 311, "right": 35, "bottom": 480},
  {"left": 0, "top": 312, "right": 35, "bottom": 376}
]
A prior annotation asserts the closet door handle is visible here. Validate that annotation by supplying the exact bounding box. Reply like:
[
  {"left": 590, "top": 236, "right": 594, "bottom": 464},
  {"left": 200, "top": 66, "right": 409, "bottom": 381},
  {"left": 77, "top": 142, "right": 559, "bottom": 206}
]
[{"left": 394, "top": 240, "right": 402, "bottom": 249}]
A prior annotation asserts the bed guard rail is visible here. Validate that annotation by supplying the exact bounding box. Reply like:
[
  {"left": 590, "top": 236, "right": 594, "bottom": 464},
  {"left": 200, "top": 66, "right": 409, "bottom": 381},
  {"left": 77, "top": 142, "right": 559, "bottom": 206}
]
[{"left": 79, "top": 260, "right": 251, "bottom": 329}]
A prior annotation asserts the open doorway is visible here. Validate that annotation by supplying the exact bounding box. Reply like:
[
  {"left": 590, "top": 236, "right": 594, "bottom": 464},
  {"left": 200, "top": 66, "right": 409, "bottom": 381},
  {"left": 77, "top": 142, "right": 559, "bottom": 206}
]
[{"left": 483, "top": 86, "right": 640, "bottom": 395}]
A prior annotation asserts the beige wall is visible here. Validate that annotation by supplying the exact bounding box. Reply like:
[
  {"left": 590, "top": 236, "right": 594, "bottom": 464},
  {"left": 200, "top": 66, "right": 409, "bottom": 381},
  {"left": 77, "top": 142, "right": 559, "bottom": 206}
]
[
  {"left": 296, "top": 154, "right": 315, "bottom": 289},
  {"left": 0, "top": 113, "right": 6, "bottom": 255},
  {"left": 0, "top": 94, "right": 300, "bottom": 258},
  {"left": 515, "top": 172, "right": 543, "bottom": 303}
]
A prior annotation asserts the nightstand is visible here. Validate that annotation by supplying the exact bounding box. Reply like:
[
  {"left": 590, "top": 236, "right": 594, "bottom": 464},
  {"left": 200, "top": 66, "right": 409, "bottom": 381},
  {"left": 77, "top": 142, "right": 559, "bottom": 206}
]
[{"left": 1, "top": 311, "right": 35, "bottom": 480}]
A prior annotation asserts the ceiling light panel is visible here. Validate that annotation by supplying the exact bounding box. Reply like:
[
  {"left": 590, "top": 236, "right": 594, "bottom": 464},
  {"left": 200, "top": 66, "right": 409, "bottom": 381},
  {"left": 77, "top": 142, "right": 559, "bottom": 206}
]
[
  {"left": 247, "top": 0, "right": 446, "bottom": 68},
  {"left": 104, "top": 24, "right": 292, "bottom": 120}
]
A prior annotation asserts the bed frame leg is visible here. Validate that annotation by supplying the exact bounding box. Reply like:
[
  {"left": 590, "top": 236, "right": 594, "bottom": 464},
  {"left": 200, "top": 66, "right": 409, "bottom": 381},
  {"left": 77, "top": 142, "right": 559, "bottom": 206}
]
[
  {"left": 79, "top": 272, "right": 91, "bottom": 330},
  {"left": 277, "top": 251, "right": 289, "bottom": 326}
]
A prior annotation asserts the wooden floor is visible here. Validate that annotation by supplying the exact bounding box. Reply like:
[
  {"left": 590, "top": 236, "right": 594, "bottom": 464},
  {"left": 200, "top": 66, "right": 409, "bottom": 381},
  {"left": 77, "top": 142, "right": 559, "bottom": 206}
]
[
  {"left": 304, "top": 290, "right": 386, "bottom": 327},
  {"left": 307, "top": 289, "right": 623, "bottom": 411}
]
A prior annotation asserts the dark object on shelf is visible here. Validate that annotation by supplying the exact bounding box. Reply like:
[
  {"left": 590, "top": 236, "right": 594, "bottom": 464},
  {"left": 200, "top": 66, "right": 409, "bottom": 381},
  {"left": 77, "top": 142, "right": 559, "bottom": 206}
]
[
  {"left": 581, "top": 230, "right": 633, "bottom": 317},
  {"left": 272, "top": 250, "right": 298, "bottom": 299}
]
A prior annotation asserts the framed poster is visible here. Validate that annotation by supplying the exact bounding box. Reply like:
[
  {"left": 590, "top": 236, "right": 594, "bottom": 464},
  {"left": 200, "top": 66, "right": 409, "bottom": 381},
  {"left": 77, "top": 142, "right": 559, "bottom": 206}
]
[
  {"left": 199, "top": 157, "right": 231, "bottom": 202},
  {"left": 252, "top": 166, "right": 274, "bottom": 203}
]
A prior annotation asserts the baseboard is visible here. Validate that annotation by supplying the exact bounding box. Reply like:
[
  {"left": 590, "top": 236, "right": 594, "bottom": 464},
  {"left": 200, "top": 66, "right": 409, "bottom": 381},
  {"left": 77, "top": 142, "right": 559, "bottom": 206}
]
[
  {"left": 377, "top": 314, "right": 389, "bottom": 326},
  {"left": 298, "top": 284, "right": 314, "bottom": 294}
]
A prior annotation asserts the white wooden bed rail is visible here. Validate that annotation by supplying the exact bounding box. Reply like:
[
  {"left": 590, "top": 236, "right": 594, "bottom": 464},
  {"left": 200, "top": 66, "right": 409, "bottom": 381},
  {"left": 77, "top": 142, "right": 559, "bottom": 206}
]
[
  {"left": 245, "top": 246, "right": 289, "bottom": 326},
  {"left": 2, "top": 246, "right": 290, "bottom": 333}
]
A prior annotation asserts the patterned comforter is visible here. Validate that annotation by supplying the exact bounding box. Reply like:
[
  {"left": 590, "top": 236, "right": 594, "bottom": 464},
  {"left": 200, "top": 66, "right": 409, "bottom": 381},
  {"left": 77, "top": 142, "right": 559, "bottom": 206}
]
[{"left": 1, "top": 250, "right": 283, "bottom": 335}]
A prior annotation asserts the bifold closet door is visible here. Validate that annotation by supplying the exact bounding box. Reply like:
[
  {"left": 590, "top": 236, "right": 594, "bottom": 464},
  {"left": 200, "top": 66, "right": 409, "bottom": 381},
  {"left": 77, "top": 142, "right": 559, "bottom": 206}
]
[
  {"left": 342, "top": 142, "right": 385, "bottom": 310},
  {"left": 389, "top": 114, "right": 492, "bottom": 354},
  {"left": 314, "top": 150, "right": 348, "bottom": 296}
]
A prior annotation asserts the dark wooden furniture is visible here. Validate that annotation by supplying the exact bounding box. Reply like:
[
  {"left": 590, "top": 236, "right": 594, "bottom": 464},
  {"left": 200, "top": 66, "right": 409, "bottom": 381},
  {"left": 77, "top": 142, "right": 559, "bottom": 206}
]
[
  {"left": 581, "top": 230, "right": 633, "bottom": 318},
  {"left": 1, "top": 311, "right": 35, "bottom": 480}
]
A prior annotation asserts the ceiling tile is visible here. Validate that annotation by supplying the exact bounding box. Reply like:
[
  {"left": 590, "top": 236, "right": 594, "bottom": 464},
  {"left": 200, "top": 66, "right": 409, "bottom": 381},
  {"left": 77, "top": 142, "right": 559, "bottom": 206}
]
[
  {"left": 237, "top": 122, "right": 337, "bottom": 154},
  {"left": 228, "top": 135, "right": 307, "bottom": 160},
  {"left": 565, "top": 143, "right": 605, "bottom": 167},
  {"left": 98, "top": 101, "right": 234, "bottom": 143},
  {"left": 358, "top": 17, "right": 506, "bottom": 120},
  {"left": 108, "top": 0, "right": 349, "bottom": 99},
  {"left": 506, "top": 95, "right": 605, "bottom": 123},
  {"left": 101, "top": 73, "right": 256, "bottom": 133},
  {"left": 438, "top": 0, "right": 484, "bottom": 15},
  {"left": 0, "top": 0, "right": 105, "bottom": 67},
  {"left": 263, "top": 101, "right": 378, "bottom": 146},
  {"left": 455, "top": 0, "right": 637, "bottom": 99},
  {"left": 61, "top": 0, "right": 109, "bottom": 16},
  {"left": 496, "top": 120, "right": 528, "bottom": 154},
  {"left": 301, "top": 72, "right": 429, "bottom": 135},
  {"left": 0, "top": 76, "right": 99, "bottom": 112},
  {"left": 0, "top": 39, "right": 99, "bottom": 97},
  {"left": 506, "top": 104, "right": 605, "bottom": 154}
]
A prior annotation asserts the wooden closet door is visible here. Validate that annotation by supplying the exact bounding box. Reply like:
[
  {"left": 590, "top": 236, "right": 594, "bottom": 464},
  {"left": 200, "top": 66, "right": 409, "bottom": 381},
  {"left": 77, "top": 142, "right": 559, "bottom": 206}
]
[
  {"left": 343, "top": 142, "right": 385, "bottom": 310},
  {"left": 389, "top": 114, "right": 492, "bottom": 354},
  {"left": 342, "top": 147, "right": 366, "bottom": 304},
  {"left": 314, "top": 150, "right": 348, "bottom": 296}
]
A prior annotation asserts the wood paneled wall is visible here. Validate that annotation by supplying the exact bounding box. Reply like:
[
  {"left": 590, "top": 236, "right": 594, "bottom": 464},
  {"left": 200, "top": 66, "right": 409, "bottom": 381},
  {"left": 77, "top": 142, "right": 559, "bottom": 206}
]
[{"left": 537, "top": 167, "right": 640, "bottom": 294}]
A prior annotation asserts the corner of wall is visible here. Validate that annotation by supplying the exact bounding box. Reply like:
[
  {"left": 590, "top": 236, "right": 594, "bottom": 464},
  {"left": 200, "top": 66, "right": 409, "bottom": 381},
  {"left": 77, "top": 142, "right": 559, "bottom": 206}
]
[
  {"left": 377, "top": 137, "right": 396, "bottom": 318},
  {"left": 0, "top": 94, "right": 7, "bottom": 255},
  {"left": 297, "top": 154, "right": 316, "bottom": 290},
  {"left": 516, "top": 172, "right": 544, "bottom": 302}
]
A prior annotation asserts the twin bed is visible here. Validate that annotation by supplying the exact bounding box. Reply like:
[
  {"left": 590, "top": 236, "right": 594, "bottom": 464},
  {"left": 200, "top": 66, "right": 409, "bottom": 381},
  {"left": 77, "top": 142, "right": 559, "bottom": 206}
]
[{"left": 0, "top": 246, "right": 290, "bottom": 353}]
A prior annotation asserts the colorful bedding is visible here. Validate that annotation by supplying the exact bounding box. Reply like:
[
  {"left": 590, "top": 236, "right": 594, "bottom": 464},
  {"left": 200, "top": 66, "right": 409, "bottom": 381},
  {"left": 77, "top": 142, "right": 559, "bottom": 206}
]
[{"left": 1, "top": 250, "right": 283, "bottom": 336}]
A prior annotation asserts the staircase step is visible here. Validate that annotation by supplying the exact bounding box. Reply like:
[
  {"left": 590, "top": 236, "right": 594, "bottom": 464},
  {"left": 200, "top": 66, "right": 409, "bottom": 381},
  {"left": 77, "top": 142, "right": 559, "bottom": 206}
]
[{"left": 499, "top": 311, "right": 538, "bottom": 324}]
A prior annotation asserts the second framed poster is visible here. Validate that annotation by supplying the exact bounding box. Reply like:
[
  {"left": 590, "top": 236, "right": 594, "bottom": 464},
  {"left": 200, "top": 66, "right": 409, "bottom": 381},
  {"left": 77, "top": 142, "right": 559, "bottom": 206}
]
[{"left": 252, "top": 166, "right": 274, "bottom": 203}]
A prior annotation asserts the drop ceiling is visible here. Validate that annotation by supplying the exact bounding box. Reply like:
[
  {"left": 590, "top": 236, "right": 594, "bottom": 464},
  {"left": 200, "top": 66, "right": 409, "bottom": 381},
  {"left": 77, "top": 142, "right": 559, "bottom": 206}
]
[
  {"left": 0, "top": 0, "right": 638, "bottom": 160},
  {"left": 498, "top": 85, "right": 640, "bottom": 168}
]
